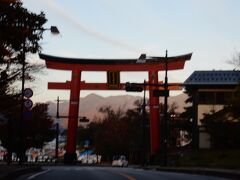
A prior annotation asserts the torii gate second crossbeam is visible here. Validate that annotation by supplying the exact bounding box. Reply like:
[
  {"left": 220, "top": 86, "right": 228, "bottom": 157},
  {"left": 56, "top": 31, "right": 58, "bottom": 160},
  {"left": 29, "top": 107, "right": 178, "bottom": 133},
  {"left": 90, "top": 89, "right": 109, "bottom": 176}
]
[{"left": 40, "top": 53, "right": 192, "bottom": 164}]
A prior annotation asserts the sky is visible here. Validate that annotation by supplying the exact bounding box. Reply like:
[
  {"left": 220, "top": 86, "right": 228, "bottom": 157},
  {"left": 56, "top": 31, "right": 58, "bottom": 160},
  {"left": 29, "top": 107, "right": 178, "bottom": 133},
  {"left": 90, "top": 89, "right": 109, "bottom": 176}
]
[{"left": 21, "top": 0, "right": 240, "bottom": 103}]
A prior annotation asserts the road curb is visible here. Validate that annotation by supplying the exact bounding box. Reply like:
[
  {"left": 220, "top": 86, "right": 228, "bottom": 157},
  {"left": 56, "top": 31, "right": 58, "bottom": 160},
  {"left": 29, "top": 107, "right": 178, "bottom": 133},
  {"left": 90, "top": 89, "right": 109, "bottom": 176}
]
[{"left": 0, "top": 166, "right": 41, "bottom": 180}]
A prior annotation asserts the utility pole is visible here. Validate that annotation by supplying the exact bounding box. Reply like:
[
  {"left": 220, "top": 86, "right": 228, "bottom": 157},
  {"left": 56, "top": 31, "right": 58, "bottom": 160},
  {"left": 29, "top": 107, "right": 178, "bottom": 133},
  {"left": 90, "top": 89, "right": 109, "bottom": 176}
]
[
  {"left": 163, "top": 50, "right": 168, "bottom": 166},
  {"left": 7, "top": 118, "right": 12, "bottom": 165},
  {"left": 142, "top": 80, "right": 147, "bottom": 167},
  {"left": 19, "top": 43, "right": 26, "bottom": 165}
]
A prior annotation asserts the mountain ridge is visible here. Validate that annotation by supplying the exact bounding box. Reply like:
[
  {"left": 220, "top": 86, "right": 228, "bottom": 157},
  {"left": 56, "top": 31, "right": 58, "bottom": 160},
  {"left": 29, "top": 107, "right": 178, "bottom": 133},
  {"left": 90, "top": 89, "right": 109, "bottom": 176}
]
[{"left": 47, "top": 93, "right": 188, "bottom": 128}]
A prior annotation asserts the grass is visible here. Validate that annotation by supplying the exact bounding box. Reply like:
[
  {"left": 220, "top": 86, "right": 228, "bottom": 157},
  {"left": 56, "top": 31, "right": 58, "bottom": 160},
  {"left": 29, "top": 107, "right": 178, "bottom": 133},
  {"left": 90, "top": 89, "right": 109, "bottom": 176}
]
[{"left": 176, "top": 149, "right": 240, "bottom": 169}]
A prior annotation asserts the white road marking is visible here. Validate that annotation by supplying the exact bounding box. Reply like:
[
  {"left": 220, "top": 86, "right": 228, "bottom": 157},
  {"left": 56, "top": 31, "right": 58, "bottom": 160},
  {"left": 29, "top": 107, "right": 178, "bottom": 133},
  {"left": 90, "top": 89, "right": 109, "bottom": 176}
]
[{"left": 27, "top": 169, "right": 51, "bottom": 179}]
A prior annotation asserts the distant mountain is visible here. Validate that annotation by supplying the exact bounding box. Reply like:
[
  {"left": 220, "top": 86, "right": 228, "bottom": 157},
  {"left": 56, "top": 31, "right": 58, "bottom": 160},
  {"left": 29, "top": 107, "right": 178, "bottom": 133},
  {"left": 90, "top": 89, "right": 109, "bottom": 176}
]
[
  {"left": 160, "top": 93, "right": 189, "bottom": 113},
  {"left": 47, "top": 93, "right": 188, "bottom": 128}
]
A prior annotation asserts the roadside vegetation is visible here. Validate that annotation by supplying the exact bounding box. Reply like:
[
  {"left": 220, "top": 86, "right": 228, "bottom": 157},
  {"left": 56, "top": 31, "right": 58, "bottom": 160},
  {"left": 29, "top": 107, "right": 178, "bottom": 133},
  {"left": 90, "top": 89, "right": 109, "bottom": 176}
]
[
  {"left": 178, "top": 149, "right": 240, "bottom": 169},
  {"left": 0, "top": 0, "right": 55, "bottom": 162}
]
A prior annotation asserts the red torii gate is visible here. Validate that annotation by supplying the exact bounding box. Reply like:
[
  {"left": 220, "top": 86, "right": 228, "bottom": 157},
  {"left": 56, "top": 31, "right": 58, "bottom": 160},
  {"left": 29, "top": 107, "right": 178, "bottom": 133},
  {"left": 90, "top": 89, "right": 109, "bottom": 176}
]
[{"left": 39, "top": 53, "right": 192, "bottom": 163}]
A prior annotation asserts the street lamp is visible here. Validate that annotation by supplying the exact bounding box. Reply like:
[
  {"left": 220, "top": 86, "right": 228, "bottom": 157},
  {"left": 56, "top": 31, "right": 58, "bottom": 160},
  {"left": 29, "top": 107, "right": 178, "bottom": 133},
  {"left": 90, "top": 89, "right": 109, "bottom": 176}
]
[
  {"left": 49, "top": 26, "right": 60, "bottom": 34},
  {"left": 19, "top": 26, "right": 60, "bottom": 164}
]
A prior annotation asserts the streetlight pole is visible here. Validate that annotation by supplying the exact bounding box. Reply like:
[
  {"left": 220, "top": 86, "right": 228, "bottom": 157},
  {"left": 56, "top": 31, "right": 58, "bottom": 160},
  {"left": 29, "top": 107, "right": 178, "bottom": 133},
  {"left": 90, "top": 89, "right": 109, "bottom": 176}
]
[
  {"left": 19, "top": 26, "right": 59, "bottom": 164},
  {"left": 19, "top": 42, "right": 26, "bottom": 165}
]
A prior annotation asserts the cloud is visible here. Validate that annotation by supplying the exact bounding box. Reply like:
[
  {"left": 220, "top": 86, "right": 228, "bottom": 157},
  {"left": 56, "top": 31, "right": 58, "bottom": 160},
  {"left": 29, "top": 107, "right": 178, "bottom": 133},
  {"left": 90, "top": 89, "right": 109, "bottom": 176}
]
[{"left": 41, "top": 0, "right": 141, "bottom": 54}]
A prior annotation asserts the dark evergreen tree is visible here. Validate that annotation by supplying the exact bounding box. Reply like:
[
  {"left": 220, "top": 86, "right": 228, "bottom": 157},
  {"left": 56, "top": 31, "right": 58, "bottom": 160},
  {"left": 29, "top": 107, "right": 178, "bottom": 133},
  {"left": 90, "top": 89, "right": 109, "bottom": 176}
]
[
  {"left": 0, "top": 103, "right": 55, "bottom": 159},
  {"left": 0, "top": 0, "right": 46, "bottom": 98},
  {"left": 0, "top": 0, "right": 53, "bottom": 161}
]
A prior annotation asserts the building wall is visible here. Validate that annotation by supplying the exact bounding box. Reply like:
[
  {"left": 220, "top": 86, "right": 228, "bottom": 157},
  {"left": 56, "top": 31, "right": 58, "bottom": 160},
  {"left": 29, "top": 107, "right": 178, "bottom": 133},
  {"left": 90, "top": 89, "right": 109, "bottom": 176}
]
[
  {"left": 199, "top": 129, "right": 211, "bottom": 149},
  {"left": 198, "top": 104, "right": 224, "bottom": 126},
  {"left": 197, "top": 103, "right": 225, "bottom": 149},
  {"left": 184, "top": 70, "right": 240, "bottom": 149}
]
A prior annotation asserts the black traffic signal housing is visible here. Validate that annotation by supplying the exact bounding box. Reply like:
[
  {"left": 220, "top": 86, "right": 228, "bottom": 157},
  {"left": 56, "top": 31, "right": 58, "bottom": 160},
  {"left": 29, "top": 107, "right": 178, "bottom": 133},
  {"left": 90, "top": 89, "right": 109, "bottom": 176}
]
[
  {"left": 125, "top": 82, "right": 143, "bottom": 92},
  {"left": 153, "top": 90, "right": 169, "bottom": 97}
]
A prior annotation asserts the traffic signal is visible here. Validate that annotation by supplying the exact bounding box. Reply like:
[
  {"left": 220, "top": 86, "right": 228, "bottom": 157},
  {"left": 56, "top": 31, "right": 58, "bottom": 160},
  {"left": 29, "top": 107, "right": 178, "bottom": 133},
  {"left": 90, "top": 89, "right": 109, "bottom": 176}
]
[
  {"left": 153, "top": 90, "right": 169, "bottom": 97},
  {"left": 125, "top": 82, "right": 143, "bottom": 92}
]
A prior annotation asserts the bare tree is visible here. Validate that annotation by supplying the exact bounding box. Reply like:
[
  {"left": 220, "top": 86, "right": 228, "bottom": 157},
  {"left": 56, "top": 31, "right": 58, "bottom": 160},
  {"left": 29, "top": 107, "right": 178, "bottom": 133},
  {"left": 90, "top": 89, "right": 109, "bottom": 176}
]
[{"left": 227, "top": 50, "right": 240, "bottom": 68}]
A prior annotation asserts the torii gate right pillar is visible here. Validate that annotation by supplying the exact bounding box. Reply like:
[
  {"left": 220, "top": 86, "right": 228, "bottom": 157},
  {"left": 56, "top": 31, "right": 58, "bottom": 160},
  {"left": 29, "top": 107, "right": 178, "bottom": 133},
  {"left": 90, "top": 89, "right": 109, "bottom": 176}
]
[{"left": 148, "top": 70, "right": 160, "bottom": 154}]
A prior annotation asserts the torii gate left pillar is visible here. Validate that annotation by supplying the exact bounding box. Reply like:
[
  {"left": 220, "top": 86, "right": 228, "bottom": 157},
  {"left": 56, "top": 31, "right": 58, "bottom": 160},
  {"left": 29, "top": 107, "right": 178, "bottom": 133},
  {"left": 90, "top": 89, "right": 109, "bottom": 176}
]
[{"left": 64, "top": 69, "right": 81, "bottom": 163}]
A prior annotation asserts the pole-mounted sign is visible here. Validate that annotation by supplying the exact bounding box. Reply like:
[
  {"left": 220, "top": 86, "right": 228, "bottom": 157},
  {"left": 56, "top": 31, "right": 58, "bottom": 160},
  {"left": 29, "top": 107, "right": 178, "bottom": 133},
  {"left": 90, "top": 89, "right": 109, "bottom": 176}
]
[
  {"left": 23, "top": 88, "right": 33, "bottom": 110},
  {"left": 24, "top": 99, "right": 33, "bottom": 110},
  {"left": 24, "top": 88, "right": 33, "bottom": 98}
]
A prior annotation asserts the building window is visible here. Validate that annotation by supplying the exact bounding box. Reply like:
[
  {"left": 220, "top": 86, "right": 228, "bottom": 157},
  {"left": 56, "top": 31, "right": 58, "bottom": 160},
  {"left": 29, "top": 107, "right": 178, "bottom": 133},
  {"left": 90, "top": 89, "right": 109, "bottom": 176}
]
[
  {"left": 215, "top": 92, "right": 232, "bottom": 104},
  {"left": 199, "top": 91, "right": 233, "bottom": 105}
]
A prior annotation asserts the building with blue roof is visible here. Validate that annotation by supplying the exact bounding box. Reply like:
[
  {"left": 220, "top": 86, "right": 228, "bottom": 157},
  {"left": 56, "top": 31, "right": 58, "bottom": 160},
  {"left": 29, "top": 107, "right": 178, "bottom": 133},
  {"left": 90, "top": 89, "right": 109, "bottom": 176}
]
[
  {"left": 183, "top": 70, "right": 240, "bottom": 149},
  {"left": 184, "top": 70, "right": 240, "bottom": 86}
]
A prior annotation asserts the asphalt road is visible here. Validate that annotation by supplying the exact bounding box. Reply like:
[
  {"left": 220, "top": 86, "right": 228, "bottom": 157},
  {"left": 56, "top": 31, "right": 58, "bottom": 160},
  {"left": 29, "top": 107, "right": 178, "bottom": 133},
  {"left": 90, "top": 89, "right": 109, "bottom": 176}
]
[{"left": 17, "top": 166, "right": 229, "bottom": 180}]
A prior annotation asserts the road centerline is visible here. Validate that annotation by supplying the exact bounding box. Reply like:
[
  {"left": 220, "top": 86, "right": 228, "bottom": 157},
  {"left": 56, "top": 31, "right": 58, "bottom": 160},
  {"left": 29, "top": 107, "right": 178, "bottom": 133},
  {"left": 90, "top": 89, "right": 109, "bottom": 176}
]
[{"left": 117, "top": 172, "right": 136, "bottom": 180}]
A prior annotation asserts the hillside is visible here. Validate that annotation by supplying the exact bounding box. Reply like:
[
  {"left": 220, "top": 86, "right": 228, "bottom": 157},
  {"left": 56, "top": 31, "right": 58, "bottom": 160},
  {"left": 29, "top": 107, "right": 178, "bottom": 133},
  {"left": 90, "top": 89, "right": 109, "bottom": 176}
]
[{"left": 47, "top": 93, "right": 189, "bottom": 128}]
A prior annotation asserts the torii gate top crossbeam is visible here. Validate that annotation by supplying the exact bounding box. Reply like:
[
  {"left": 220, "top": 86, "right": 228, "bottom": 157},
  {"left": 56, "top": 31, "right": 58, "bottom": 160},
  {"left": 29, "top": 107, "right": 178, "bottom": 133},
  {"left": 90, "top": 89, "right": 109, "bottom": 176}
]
[{"left": 39, "top": 53, "right": 192, "bottom": 71}]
